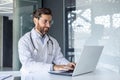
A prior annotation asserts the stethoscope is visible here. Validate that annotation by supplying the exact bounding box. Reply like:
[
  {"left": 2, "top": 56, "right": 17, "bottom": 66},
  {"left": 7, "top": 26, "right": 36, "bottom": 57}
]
[{"left": 30, "top": 32, "right": 53, "bottom": 55}]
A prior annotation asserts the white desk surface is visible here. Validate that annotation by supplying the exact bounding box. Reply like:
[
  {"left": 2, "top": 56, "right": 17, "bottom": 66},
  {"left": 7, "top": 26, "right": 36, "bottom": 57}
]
[
  {"left": 0, "top": 71, "right": 20, "bottom": 80},
  {"left": 0, "top": 68, "right": 120, "bottom": 80},
  {"left": 22, "top": 68, "right": 120, "bottom": 80}
]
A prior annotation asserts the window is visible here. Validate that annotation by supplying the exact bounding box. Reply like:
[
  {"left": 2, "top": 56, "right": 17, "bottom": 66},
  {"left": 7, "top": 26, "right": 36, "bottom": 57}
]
[{"left": 65, "top": 0, "right": 120, "bottom": 73}]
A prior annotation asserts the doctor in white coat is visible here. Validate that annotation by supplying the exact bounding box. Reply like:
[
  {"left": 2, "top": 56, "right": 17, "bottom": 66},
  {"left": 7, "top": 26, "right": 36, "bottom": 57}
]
[{"left": 18, "top": 8, "right": 75, "bottom": 75}]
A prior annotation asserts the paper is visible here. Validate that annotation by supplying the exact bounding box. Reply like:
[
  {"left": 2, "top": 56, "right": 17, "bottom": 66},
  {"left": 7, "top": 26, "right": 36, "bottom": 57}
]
[{"left": 0, "top": 75, "right": 12, "bottom": 80}]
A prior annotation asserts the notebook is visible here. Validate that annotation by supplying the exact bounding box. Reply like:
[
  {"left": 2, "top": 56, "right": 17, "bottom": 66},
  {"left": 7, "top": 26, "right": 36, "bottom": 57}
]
[{"left": 49, "top": 46, "right": 104, "bottom": 76}]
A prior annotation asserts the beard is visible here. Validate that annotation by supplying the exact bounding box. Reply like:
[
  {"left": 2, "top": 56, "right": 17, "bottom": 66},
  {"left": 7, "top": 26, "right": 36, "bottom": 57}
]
[{"left": 40, "top": 27, "right": 49, "bottom": 35}]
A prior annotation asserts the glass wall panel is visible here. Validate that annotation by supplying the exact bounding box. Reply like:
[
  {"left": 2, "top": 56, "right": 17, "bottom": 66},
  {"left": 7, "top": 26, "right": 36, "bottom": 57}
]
[
  {"left": 13, "top": 0, "right": 42, "bottom": 70},
  {"left": 65, "top": 0, "right": 120, "bottom": 73}
]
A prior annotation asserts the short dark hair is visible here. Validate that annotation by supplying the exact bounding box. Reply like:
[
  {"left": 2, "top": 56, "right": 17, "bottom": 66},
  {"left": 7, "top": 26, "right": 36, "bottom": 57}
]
[{"left": 33, "top": 8, "right": 52, "bottom": 19}]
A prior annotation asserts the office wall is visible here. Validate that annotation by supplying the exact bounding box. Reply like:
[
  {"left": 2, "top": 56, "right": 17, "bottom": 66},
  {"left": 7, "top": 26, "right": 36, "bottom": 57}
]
[
  {"left": 42, "top": 0, "right": 65, "bottom": 55},
  {"left": 0, "top": 16, "right": 13, "bottom": 68},
  {"left": 3, "top": 16, "right": 13, "bottom": 67}
]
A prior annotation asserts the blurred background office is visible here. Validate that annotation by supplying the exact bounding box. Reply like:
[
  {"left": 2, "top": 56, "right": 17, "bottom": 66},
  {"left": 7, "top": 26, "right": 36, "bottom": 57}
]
[{"left": 0, "top": 0, "right": 120, "bottom": 73}]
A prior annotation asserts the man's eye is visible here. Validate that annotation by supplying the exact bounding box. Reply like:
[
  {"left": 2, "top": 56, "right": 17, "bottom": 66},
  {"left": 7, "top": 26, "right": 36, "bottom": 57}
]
[{"left": 44, "top": 20, "right": 48, "bottom": 23}]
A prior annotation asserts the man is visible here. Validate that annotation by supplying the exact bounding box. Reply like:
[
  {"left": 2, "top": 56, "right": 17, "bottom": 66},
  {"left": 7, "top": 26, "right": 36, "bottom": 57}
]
[{"left": 18, "top": 8, "right": 75, "bottom": 74}]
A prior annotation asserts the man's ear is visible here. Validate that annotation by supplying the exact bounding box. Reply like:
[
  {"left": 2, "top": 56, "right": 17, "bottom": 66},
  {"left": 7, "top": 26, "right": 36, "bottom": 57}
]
[{"left": 33, "top": 18, "right": 39, "bottom": 27}]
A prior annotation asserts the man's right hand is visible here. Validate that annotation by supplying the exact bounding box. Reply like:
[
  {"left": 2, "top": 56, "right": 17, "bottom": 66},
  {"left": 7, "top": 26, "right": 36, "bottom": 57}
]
[{"left": 53, "top": 64, "right": 75, "bottom": 71}]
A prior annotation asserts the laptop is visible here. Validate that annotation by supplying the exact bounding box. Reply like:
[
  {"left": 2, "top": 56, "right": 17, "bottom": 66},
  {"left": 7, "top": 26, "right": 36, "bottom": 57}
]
[{"left": 49, "top": 46, "right": 104, "bottom": 76}]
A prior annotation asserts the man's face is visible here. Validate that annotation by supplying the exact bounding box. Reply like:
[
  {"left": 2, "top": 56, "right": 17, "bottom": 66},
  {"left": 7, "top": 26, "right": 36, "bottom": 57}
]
[{"left": 34, "top": 14, "right": 53, "bottom": 35}]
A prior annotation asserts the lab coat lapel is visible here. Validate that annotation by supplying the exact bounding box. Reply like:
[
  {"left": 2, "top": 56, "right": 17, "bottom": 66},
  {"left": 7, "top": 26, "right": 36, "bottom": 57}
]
[{"left": 31, "top": 28, "right": 43, "bottom": 52}]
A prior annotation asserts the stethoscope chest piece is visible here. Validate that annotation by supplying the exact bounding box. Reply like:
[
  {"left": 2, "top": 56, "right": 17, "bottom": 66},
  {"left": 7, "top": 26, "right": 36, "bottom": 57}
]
[{"left": 33, "top": 49, "right": 38, "bottom": 54}]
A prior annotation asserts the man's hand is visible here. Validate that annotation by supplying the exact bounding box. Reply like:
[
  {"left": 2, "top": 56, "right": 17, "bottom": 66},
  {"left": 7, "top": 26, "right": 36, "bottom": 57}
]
[
  {"left": 53, "top": 62, "right": 76, "bottom": 71},
  {"left": 67, "top": 62, "right": 76, "bottom": 69}
]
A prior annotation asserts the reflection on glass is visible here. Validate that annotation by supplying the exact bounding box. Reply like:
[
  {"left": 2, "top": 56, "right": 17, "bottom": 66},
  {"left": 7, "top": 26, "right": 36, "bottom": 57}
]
[
  {"left": 66, "top": 0, "right": 120, "bottom": 73},
  {"left": 13, "top": 0, "right": 42, "bottom": 70}
]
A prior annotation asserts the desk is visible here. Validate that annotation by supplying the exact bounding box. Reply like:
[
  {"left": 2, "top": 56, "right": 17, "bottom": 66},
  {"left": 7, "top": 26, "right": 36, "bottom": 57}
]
[
  {"left": 0, "top": 71, "right": 20, "bottom": 80},
  {"left": 21, "top": 68, "right": 120, "bottom": 80}
]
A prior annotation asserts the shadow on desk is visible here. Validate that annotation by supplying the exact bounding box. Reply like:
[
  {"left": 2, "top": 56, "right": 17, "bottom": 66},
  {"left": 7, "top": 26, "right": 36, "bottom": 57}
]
[{"left": 14, "top": 77, "right": 21, "bottom": 80}]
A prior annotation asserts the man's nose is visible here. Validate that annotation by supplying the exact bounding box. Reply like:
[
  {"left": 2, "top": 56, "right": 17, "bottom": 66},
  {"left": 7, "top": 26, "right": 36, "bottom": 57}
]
[{"left": 46, "top": 22, "right": 51, "bottom": 28}]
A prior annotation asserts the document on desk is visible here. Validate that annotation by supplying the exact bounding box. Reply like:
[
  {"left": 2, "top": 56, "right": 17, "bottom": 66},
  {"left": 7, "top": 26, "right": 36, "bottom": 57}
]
[{"left": 0, "top": 75, "right": 12, "bottom": 80}]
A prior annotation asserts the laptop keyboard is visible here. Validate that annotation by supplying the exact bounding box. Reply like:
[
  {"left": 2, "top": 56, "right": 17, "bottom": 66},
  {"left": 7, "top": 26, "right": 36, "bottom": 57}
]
[{"left": 61, "top": 70, "right": 73, "bottom": 73}]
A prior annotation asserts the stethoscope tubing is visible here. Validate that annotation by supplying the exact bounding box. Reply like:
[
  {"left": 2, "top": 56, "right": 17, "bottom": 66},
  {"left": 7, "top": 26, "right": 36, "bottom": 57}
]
[{"left": 30, "top": 32, "right": 53, "bottom": 54}]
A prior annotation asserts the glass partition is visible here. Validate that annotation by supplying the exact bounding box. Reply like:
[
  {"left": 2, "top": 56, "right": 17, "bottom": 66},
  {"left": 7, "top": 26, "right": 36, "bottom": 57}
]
[
  {"left": 13, "top": 0, "right": 42, "bottom": 70},
  {"left": 65, "top": 0, "right": 120, "bottom": 73}
]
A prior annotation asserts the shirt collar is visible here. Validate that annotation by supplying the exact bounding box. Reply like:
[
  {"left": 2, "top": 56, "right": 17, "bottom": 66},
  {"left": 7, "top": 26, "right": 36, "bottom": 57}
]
[{"left": 31, "top": 28, "right": 49, "bottom": 41}]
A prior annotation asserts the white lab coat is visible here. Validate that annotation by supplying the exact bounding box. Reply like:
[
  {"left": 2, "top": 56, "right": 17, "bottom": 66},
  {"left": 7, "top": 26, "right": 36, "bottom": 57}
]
[{"left": 18, "top": 28, "right": 69, "bottom": 74}]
